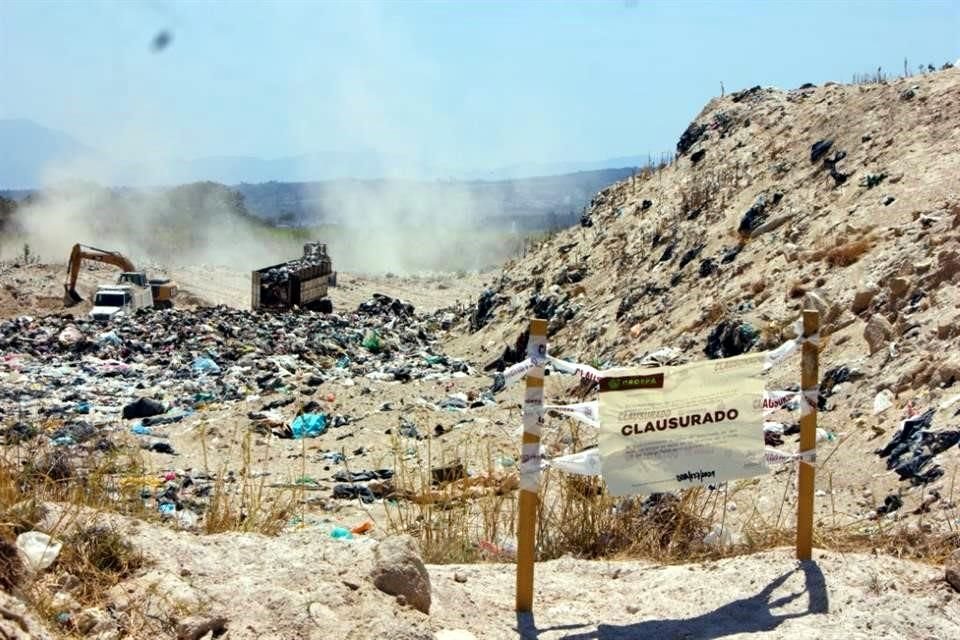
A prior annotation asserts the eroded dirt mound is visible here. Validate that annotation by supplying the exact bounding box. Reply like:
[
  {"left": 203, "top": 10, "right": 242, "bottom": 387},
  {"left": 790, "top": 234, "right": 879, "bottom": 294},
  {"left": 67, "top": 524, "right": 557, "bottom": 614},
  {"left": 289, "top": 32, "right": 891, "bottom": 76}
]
[{"left": 453, "top": 67, "right": 960, "bottom": 530}]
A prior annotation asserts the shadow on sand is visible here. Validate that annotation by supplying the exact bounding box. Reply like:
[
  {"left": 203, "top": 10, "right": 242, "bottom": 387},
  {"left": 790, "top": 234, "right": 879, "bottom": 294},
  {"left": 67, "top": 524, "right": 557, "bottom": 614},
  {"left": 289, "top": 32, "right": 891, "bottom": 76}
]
[{"left": 516, "top": 561, "right": 828, "bottom": 640}]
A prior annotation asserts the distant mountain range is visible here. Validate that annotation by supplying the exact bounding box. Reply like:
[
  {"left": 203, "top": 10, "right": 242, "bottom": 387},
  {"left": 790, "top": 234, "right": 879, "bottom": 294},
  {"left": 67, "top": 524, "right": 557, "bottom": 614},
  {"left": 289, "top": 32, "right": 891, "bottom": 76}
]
[
  {"left": 232, "top": 168, "right": 636, "bottom": 228},
  {"left": 0, "top": 119, "right": 103, "bottom": 189},
  {"left": 0, "top": 118, "right": 648, "bottom": 188}
]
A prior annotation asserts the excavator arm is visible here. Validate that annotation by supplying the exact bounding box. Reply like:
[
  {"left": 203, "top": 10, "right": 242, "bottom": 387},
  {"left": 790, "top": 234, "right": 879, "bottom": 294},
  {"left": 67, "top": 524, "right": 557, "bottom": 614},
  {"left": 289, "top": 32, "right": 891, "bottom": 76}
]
[{"left": 63, "top": 243, "right": 137, "bottom": 306}]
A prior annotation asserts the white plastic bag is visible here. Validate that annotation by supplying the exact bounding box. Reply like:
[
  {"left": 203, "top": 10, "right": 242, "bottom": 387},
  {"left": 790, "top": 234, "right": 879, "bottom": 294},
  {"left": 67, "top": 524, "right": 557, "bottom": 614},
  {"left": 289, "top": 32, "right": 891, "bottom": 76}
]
[
  {"left": 16, "top": 531, "right": 63, "bottom": 571},
  {"left": 703, "top": 524, "right": 741, "bottom": 548},
  {"left": 873, "top": 389, "right": 894, "bottom": 415}
]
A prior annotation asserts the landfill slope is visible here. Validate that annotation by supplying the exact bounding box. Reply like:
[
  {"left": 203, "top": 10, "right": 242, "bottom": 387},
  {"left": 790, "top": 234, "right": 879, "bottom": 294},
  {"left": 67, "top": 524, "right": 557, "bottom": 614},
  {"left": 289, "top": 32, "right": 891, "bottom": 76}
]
[{"left": 453, "top": 68, "right": 960, "bottom": 528}]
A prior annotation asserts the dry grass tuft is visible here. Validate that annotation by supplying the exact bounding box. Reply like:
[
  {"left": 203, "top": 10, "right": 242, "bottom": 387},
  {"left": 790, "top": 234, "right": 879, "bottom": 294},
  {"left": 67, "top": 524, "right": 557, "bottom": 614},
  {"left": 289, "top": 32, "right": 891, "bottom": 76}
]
[
  {"left": 56, "top": 525, "right": 144, "bottom": 604},
  {"left": 0, "top": 539, "right": 24, "bottom": 592},
  {"left": 202, "top": 432, "right": 299, "bottom": 536},
  {"left": 813, "top": 239, "right": 873, "bottom": 267},
  {"left": 386, "top": 406, "right": 960, "bottom": 570}
]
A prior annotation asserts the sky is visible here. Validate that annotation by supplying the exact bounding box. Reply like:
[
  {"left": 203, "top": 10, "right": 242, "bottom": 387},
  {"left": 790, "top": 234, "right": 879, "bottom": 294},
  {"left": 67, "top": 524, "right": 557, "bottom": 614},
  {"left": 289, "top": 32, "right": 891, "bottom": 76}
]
[{"left": 1, "top": 0, "right": 958, "bottom": 172}]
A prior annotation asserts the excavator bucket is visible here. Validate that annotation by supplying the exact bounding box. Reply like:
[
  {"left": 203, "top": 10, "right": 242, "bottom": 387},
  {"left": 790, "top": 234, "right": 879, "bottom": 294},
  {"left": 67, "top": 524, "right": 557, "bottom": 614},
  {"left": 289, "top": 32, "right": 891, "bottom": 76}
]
[{"left": 63, "top": 285, "right": 83, "bottom": 306}]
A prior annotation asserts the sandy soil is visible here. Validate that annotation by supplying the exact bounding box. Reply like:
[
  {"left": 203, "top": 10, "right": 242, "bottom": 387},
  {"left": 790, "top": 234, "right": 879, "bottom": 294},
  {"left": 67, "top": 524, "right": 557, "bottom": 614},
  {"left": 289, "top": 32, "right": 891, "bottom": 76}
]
[{"left": 36, "top": 505, "right": 960, "bottom": 640}]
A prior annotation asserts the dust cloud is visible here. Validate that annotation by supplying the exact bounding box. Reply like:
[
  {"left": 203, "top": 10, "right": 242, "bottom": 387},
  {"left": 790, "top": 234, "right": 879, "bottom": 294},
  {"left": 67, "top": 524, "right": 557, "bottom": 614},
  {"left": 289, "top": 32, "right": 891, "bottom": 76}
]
[
  {"left": 0, "top": 170, "right": 533, "bottom": 276},
  {"left": 0, "top": 179, "right": 308, "bottom": 274},
  {"left": 0, "top": 2, "right": 552, "bottom": 276}
]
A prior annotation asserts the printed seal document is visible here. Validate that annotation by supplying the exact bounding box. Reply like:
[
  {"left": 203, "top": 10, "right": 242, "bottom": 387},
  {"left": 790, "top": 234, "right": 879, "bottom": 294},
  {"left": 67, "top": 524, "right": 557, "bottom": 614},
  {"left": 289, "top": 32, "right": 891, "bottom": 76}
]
[{"left": 598, "top": 352, "right": 768, "bottom": 495}]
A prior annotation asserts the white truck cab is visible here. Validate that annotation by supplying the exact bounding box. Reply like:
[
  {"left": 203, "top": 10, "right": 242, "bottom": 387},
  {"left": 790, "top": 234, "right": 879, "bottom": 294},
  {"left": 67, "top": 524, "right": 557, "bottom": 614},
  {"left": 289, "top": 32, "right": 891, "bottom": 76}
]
[{"left": 89, "top": 278, "right": 154, "bottom": 322}]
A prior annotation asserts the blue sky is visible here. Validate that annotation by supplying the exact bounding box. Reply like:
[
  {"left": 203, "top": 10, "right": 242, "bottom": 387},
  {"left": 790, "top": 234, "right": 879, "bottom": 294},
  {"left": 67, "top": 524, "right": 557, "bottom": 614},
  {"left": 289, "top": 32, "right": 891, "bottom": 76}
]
[{"left": 1, "top": 0, "right": 958, "bottom": 171}]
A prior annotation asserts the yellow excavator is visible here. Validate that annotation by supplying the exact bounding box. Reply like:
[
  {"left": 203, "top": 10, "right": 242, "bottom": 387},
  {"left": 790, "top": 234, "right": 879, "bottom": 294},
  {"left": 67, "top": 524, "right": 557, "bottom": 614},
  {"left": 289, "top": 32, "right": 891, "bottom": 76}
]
[{"left": 63, "top": 243, "right": 178, "bottom": 310}]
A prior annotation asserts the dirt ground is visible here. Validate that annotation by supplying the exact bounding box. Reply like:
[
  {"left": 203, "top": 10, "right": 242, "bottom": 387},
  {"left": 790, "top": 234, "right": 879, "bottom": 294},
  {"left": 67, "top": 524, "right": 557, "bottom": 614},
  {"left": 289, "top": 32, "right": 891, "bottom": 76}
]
[{"left": 32, "top": 504, "right": 960, "bottom": 640}]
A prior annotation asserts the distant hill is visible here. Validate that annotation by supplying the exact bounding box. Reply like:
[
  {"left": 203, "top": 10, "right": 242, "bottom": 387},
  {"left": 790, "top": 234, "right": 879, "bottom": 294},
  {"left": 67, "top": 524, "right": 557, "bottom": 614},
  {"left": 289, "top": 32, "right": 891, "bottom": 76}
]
[
  {"left": 233, "top": 168, "right": 638, "bottom": 229},
  {"left": 0, "top": 119, "right": 100, "bottom": 189},
  {"left": 0, "top": 118, "right": 649, "bottom": 188}
]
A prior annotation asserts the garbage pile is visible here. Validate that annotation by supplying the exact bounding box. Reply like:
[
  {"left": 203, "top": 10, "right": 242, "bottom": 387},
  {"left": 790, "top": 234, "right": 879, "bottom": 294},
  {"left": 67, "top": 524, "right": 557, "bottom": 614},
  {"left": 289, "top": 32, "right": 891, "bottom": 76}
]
[
  {"left": 259, "top": 242, "right": 332, "bottom": 285},
  {"left": 0, "top": 299, "right": 472, "bottom": 447},
  {"left": 876, "top": 408, "right": 960, "bottom": 486}
]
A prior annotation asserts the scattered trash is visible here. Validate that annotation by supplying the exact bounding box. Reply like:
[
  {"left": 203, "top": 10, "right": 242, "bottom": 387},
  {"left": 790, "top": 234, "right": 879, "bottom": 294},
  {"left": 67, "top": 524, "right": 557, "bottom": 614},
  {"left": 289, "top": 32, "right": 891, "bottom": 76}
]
[
  {"left": 876, "top": 494, "right": 903, "bottom": 515},
  {"left": 16, "top": 531, "right": 63, "bottom": 571},
  {"left": 96, "top": 331, "right": 122, "bottom": 346},
  {"left": 321, "top": 451, "right": 345, "bottom": 464},
  {"left": 122, "top": 397, "right": 166, "bottom": 420},
  {"left": 874, "top": 389, "right": 894, "bottom": 415},
  {"left": 147, "top": 442, "right": 176, "bottom": 455},
  {"left": 57, "top": 325, "right": 84, "bottom": 347},
  {"left": 332, "top": 484, "right": 377, "bottom": 503},
  {"left": 332, "top": 470, "right": 393, "bottom": 482},
  {"left": 362, "top": 329, "right": 382, "bottom": 352},
  {"left": 703, "top": 524, "right": 741, "bottom": 548},
  {"left": 876, "top": 409, "right": 960, "bottom": 485},
  {"left": 810, "top": 139, "right": 834, "bottom": 163},
  {"left": 1, "top": 301, "right": 469, "bottom": 450},
  {"left": 191, "top": 356, "right": 221, "bottom": 376},
  {"left": 291, "top": 413, "right": 327, "bottom": 439},
  {"left": 704, "top": 320, "right": 759, "bottom": 359},
  {"left": 351, "top": 521, "right": 374, "bottom": 535},
  {"left": 330, "top": 526, "right": 354, "bottom": 540}
]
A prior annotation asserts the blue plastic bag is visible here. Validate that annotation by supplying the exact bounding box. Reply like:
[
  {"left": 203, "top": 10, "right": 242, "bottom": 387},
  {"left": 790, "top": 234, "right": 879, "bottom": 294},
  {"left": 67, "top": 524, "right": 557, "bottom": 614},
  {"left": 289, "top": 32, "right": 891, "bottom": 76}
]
[
  {"left": 291, "top": 413, "right": 327, "bottom": 438},
  {"left": 330, "top": 526, "right": 353, "bottom": 540},
  {"left": 191, "top": 356, "right": 221, "bottom": 375}
]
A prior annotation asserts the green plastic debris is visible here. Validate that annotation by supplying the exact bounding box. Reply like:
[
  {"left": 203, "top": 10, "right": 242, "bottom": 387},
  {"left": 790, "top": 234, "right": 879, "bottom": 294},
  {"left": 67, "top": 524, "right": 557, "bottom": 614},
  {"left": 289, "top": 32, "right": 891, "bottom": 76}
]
[{"left": 362, "top": 330, "right": 382, "bottom": 352}]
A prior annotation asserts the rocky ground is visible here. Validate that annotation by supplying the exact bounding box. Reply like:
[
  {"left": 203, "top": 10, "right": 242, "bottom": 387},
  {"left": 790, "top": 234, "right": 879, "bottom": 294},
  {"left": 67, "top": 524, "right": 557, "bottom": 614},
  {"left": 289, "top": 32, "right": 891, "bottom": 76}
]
[{"left": 2, "top": 68, "right": 960, "bottom": 639}]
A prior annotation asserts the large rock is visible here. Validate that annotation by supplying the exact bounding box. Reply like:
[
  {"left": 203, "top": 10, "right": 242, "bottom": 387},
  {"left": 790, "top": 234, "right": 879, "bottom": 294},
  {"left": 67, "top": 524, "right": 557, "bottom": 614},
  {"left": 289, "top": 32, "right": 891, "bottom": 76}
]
[
  {"left": 937, "top": 358, "right": 960, "bottom": 386},
  {"left": 851, "top": 284, "right": 879, "bottom": 313},
  {"left": 864, "top": 314, "right": 894, "bottom": 355},
  {"left": 888, "top": 276, "right": 911, "bottom": 297},
  {"left": 936, "top": 250, "right": 960, "bottom": 283},
  {"left": 937, "top": 314, "right": 959, "bottom": 340},
  {"left": 947, "top": 549, "right": 960, "bottom": 592},
  {"left": 370, "top": 536, "right": 431, "bottom": 614}
]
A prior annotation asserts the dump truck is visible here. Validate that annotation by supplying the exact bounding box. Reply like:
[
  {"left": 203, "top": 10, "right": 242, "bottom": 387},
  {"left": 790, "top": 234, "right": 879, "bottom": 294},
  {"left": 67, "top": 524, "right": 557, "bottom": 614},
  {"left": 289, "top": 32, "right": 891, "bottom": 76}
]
[
  {"left": 251, "top": 242, "right": 335, "bottom": 313},
  {"left": 64, "top": 244, "right": 179, "bottom": 317}
]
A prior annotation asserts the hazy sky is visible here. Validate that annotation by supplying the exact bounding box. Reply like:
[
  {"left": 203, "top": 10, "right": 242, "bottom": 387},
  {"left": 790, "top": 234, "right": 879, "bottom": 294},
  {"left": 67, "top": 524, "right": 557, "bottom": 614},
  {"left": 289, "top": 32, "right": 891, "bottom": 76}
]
[{"left": 1, "top": 0, "right": 958, "bottom": 170}]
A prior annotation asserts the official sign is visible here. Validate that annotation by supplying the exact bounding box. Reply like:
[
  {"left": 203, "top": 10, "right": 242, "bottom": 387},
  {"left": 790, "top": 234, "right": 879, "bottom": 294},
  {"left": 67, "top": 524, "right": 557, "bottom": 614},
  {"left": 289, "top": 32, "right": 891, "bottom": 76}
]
[{"left": 598, "top": 353, "right": 767, "bottom": 495}]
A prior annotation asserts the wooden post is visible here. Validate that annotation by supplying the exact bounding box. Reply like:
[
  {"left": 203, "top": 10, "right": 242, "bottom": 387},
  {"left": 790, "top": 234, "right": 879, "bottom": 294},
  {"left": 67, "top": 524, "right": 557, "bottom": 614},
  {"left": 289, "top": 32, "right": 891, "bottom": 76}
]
[
  {"left": 516, "top": 318, "right": 548, "bottom": 612},
  {"left": 796, "top": 309, "right": 820, "bottom": 560}
]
